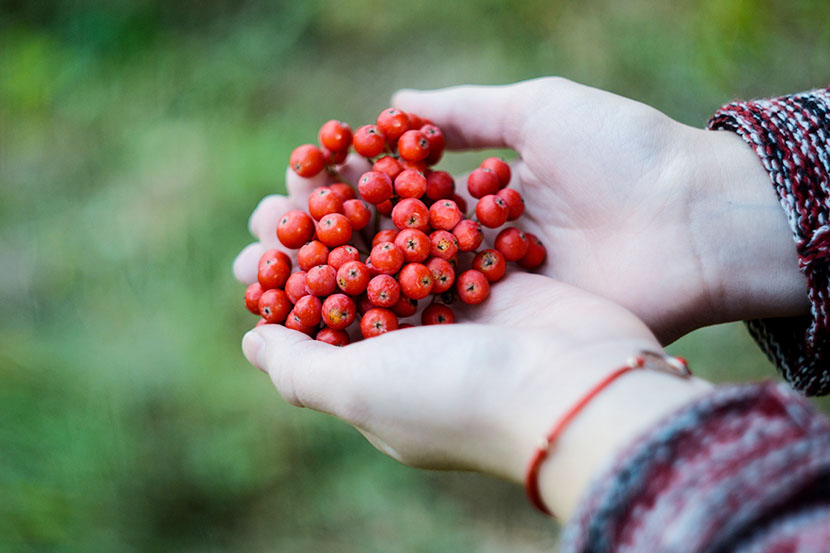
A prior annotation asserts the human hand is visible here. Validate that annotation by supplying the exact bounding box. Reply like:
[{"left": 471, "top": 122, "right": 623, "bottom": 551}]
[{"left": 393, "top": 78, "right": 808, "bottom": 343}]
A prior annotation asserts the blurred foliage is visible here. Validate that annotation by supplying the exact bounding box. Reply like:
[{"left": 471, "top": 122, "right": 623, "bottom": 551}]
[{"left": 2, "top": 0, "right": 830, "bottom": 551}]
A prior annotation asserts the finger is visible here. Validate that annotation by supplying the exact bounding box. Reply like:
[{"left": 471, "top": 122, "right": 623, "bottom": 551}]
[
  {"left": 285, "top": 165, "right": 332, "bottom": 204},
  {"left": 248, "top": 194, "right": 298, "bottom": 248},
  {"left": 392, "top": 83, "right": 528, "bottom": 150},
  {"left": 337, "top": 153, "right": 372, "bottom": 185},
  {"left": 233, "top": 242, "right": 266, "bottom": 284}
]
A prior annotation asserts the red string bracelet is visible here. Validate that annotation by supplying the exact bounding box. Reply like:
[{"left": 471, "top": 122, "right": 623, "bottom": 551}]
[{"left": 524, "top": 351, "right": 691, "bottom": 516}]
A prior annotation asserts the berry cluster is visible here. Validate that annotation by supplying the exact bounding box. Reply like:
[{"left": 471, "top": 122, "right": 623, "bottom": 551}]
[{"left": 243, "top": 108, "right": 546, "bottom": 345}]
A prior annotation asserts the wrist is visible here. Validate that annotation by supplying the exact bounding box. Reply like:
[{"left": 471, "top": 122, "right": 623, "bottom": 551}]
[{"left": 677, "top": 126, "right": 809, "bottom": 326}]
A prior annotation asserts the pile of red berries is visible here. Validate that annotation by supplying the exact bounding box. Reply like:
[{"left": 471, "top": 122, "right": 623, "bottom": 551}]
[{"left": 243, "top": 108, "right": 546, "bottom": 345}]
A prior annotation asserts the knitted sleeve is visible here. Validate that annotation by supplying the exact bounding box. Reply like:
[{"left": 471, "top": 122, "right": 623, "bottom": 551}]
[
  {"left": 557, "top": 382, "right": 830, "bottom": 553},
  {"left": 707, "top": 88, "right": 830, "bottom": 396}
]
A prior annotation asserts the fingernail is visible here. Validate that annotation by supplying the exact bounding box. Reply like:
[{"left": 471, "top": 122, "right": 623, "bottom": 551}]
[{"left": 242, "top": 331, "right": 265, "bottom": 371}]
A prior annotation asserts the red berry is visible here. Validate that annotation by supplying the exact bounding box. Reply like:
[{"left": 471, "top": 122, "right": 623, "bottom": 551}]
[
  {"left": 367, "top": 274, "right": 401, "bottom": 308},
  {"left": 481, "top": 157, "right": 511, "bottom": 187},
  {"left": 244, "top": 282, "right": 264, "bottom": 314},
  {"left": 422, "top": 303, "right": 454, "bottom": 325},
  {"left": 316, "top": 327, "right": 350, "bottom": 346},
  {"left": 259, "top": 288, "right": 291, "bottom": 323},
  {"left": 421, "top": 124, "right": 445, "bottom": 165},
  {"left": 495, "top": 227, "right": 530, "bottom": 261},
  {"left": 392, "top": 198, "right": 430, "bottom": 232},
  {"left": 399, "top": 322, "right": 415, "bottom": 329},
  {"left": 289, "top": 144, "right": 325, "bottom": 178},
  {"left": 308, "top": 187, "right": 343, "bottom": 220},
  {"left": 360, "top": 308, "right": 399, "bottom": 338},
  {"left": 473, "top": 249, "right": 507, "bottom": 282},
  {"left": 316, "top": 213, "right": 352, "bottom": 247},
  {"left": 394, "top": 228, "right": 430, "bottom": 263},
  {"left": 294, "top": 295, "right": 323, "bottom": 327},
  {"left": 329, "top": 182, "right": 357, "bottom": 202},
  {"left": 452, "top": 193, "right": 468, "bottom": 215},
  {"left": 373, "top": 155, "right": 403, "bottom": 180},
  {"left": 429, "top": 199, "right": 463, "bottom": 231},
  {"left": 318, "top": 120, "right": 352, "bottom": 152},
  {"left": 328, "top": 244, "right": 360, "bottom": 270},
  {"left": 285, "top": 310, "right": 316, "bottom": 336},
  {"left": 258, "top": 249, "right": 291, "bottom": 289},
  {"left": 496, "top": 188, "right": 524, "bottom": 220},
  {"left": 397, "top": 130, "right": 430, "bottom": 162},
  {"left": 376, "top": 199, "right": 394, "bottom": 216},
  {"left": 518, "top": 232, "right": 547, "bottom": 269},
  {"left": 392, "top": 296, "right": 418, "bottom": 317},
  {"left": 476, "top": 195, "right": 509, "bottom": 228},
  {"left": 336, "top": 260, "right": 371, "bottom": 295},
  {"left": 369, "top": 241, "right": 405, "bottom": 275},
  {"left": 305, "top": 264, "right": 337, "bottom": 296},
  {"left": 394, "top": 169, "right": 427, "bottom": 199},
  {"left": 321, "top": 146, "right": 347, "bottom": 165},
  {"left": 456, "top": 270, "right": 490, "bottom": 305},
  {"left": 376, "top": 108, "right": 411, "bottom": 142},
  {"left": 425, "top": 257, "right": 455, "bottom": 293},
  {"left": 467, "top": 167, "right": 500, "bottom": 199},
  {"left": 372, "top": 229, "right": 399, "bottom": 247},
  {"left": 353, "top": 125, "right": 386, "bottom": 158},
  {"left": 297, "top": 240, "right": 330, "bottom": 271},
  {"left": 356, "top": 293, "right": 374, "bottom": 315},
  {"left": 408, "top": 113, "right": 427, "bottom": 129},
  {"left": 399, "top": 159, "right": 429, "bottom": 174},
  {"left": 452, "top": 219, "right": 484, "bottom": 252},
  {"left": 277, "top": 210, "right": 315, "bottom": 249},
  {"left": 342, "top": 199, "right": 371, "bottom": 231},
  {"left": 398, "top": 263, "right": 434, "bottom": 300},
  {"left": 429, "top": 230, "right": 459, "bottom": 260},
  {"left": 425, "top": 170, "right": 455, "bottom": 201},
  {"left": 285, "top": 271, "right": 309, "bottom": 304},
  {"left": 321, "top": 294, "right": 357, "bottom": 330},
  {"left": 358, "top": 171, "right": 393, "bottom": 205}
]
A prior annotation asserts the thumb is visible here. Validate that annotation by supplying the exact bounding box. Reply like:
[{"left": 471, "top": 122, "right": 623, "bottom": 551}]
[{"left": 392, "top": 82, "right": 529, "bottom": 151}]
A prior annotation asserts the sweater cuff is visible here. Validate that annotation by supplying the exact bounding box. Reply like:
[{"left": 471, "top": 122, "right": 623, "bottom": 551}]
[
  {"left": 558, "top": 382, "right": 830, "bottom": 553},
  {"left": 707, "top": 88, "right": 830, "bottom": 395}
]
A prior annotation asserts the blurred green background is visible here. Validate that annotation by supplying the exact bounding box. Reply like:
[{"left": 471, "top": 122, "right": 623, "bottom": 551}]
[{"left": 3, "top": 0, "right": 830, "bottom": 551}]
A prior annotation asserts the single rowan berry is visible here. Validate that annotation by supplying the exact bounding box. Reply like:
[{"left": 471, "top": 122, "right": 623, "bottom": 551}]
[
  {"left": 397, "top": 130, "right": 430, "bottom": 162},
  {"left": 329, "top": 182, "right": 357, "bottom": 202},
  {"left": 285, "top": 271, "right": 309, "bottom": 303},
  {"left": 456, "top": 270, "right": 490, "bottom": 304},
  {"left": 452, "top": 193, "right": 468, "bottom": 215},
  {"left": 376, "top": 108, "right": 411, "bottom": 142},
  {"left": 298, "top": 240, "right": 330, "bottom": 271},
  {"left": 360, "top": 308, "right": 399, "bottom": 338},
  {"left": 398, "top": 263, "right": 434, "bottom": 300},
  {"left": 293, "top": 295, "right": 323, "bottom": 327},
  {"left": 495, "top": 227, "right": 530, "bottom": 261},
  {"left": 399, "top": 159, "right": 429, "bottom": 174},
  {"left": 518, "top": 232, "right": 547, "bottom": 269},
  {"left": 358, "top": 171, "right": 393, "bottom": 205},
  {"left": 496, "top": 188, "right": 525, "bottom": 220},
  {"left": 421, "top": 124, "right": 445, "bottom": 165},
  {"left": 258, "top": 288, "right": 292, "bottom": 323},
  {"left": 356, "top": 293, "right": 374, "bottom": 315},
  {"left": 327, "top": 244, "right": 360, "bottom": 270},
  {"left": 321, "top": 294, "right": 357, "bottom": 330},
  {"left": 392, "top": 295, "right": 419, "bottom": 317},
  {"left": 476, "top": 195, "right": 509, "bottom": 228},
  {"left": 429, "top": 230, "right": 459, "bottom": 260},
  {"left": 473, "top": 249, "right": 507, "bottom": 282},
  {"left": 399, "top": 322, "right": 415, "bottom": 329},
  {"left": 316, "top": 327, "right": 350, "bottom": 346},
  {"left": 425, "top": 170, "right": 455, "bottom": 201},
  {"left": 373, "top": 155, "right": 403, "bottom": 180},
  {"left": 353, "top": 125, "right": 386, "bottom": 158},
  {"left": 277, "top": 210, "right": 315, "bottom": 249},
  {"left": 467, "top": 167, "right": 500, "bottom": 198},
  {"left": 305, "top": 264, "right": 337, "bottom": 296},
  {"left": 425, "top": 257, "right": 455, "bottom": 293},
  {"left": 322, "top": 146, "right": 347, "bottom": 165},
  {"left": 372, "top": 229, "right": 399, "bottom": 247},
  {"left": 422, "top": 303, "right": 455, "bottom": 325},
  {"left": 336, "top": 260, "right": 371, "bottom": 295},
  {"left": 342, "top": 199, "right": 371, "bottom": 231},
  {"left": 318, "top": 120, "right": 353, "bottom": 152},
  {"left": 394, "top": 228, "right": 430, "bottom": 263},
  {"left": 285, "top": 310, "right": 316, "bottom": 336},
  {"left": 376, "top": 199, "right": 394, "bottom": 216},
  {"left": 370, "top": 241, "right": 405, "bottom": 275},
  {"left": 452, "top": 219, "right": 483, "bottom": 252},
  {"left": 316, "top": 213, "right": 352, "bottom": 247},
  {"left": 258, "top": 250, "right": 291, "bottom": 289},
  {"left": 367, "top": 274, "right": 401, "bottom": 308},
  {"left": 289, "top": 144, "right": 325, "bottom": 178},
  {"left": 429, "top": 199, "right": 463, "bottom": 230},
  {"left": 244, "top": 282, "right": 264, "bottom": 314},
  {"left": 392, "top": 198, "right": 430, "bottom": 232},
  {"left": 481, "top": 157, "right": 511, "bottom": 187},
  {"left": 394, "top": 169, "right": 428, "bottom": 199}
]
